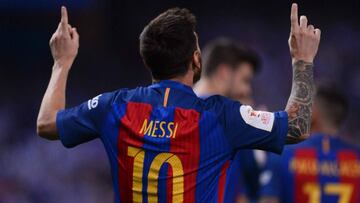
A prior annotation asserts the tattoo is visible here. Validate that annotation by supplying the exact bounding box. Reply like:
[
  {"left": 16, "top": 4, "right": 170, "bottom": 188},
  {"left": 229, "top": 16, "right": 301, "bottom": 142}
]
[{"left": 285, "top": 60, "right": 314, "bottom": 144}]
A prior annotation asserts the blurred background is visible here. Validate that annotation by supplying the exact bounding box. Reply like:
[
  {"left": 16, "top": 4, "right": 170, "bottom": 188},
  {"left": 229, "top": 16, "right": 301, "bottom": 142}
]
[{"left": 1, "top": 0, "right": 359, "bottom": 202}]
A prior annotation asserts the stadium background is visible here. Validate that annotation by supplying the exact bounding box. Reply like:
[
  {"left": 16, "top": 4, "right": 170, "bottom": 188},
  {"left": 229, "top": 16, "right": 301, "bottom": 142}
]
[{"left": 1, "top": 0, "right": 359, "bottom": 202}]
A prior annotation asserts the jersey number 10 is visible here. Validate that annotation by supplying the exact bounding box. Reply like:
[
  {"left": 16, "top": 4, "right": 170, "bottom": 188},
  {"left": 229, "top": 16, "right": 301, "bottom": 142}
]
[{"left": 128, "top": 146, "right": 184, "bottom": 203}]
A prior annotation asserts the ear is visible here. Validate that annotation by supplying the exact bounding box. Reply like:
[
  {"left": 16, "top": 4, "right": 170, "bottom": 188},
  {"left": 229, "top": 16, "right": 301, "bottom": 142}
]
[{"left": 192, "top": 50, "right": 201, "bottom": 70}]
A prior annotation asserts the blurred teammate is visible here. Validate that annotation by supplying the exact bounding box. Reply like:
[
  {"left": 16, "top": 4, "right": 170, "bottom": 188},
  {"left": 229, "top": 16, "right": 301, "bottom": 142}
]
[
  {"left": 194, "top": 38, "right": 259, "bottom": 103},
  {"left": 194, "top": 38, "right": 265, "bottom": 203},
  {"left": 37, "top": 4, "right": 320, "bottom": 202},
  {"left": 259, "top": 86, "right": 360, "bottom": 203}
]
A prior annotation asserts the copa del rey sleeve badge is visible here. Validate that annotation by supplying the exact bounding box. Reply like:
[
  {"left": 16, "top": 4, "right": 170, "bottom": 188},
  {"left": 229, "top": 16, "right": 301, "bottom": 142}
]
[{"left": 240, "top": 105, "right": 275, "bottom": 132}]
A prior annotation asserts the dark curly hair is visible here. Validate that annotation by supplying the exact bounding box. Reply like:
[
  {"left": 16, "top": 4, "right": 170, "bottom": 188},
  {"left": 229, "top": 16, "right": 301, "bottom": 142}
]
[{"left": 139, "top": 8, "right": 197, "bottom": 80}]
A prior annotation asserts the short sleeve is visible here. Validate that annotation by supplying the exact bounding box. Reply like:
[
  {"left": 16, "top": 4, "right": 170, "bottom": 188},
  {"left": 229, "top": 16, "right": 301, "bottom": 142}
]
[
  {"left": 56, "top": 92, "right": 116, "bottom": 148},
  {"left": 259, "top": 153, "right": 282, "bottom": 198},
  {"left": 220, "top": 97, "right": 288, "bottom": 154}
]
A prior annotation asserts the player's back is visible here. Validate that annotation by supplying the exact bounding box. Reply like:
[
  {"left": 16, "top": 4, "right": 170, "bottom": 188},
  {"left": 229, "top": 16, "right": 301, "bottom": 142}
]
[
  {"left": 113, "top": 80, "right": 235, "bottom": 203},
  {"left": 272, "top": 134, "right": 360, "bottom": 203},
  {"left": 57, "top": 80, "right": 288, "bottom": 203}
]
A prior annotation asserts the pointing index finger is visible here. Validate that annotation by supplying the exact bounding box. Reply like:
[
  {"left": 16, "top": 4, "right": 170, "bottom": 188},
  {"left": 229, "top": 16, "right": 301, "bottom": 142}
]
[
  {"left": 61, "top": 6, "right": 68, "bottom": 25},
  {"left": 290, "top": 3, "right": 299, "bottom": 31}
]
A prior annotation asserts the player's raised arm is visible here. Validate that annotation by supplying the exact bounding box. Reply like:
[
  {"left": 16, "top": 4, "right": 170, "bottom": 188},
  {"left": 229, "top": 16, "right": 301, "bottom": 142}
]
[
  {"left": 285, "top": 3, "right": 320, "bottom": 143},
  {"left": 37, "top": 6, "right": 79, "bottom": 139}
]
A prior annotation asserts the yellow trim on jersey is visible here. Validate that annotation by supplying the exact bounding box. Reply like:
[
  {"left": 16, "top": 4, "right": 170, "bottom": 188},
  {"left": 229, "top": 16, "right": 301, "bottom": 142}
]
[
  {"left": 322, "top": 137, "right": 330, "bottom": 154},
  {"left": 163, "top": 88, "right": 170, "bottom": 107}
]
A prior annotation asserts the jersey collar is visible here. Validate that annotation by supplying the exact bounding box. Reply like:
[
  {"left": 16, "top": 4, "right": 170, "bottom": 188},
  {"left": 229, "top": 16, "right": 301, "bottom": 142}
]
[{"left": 150, "top": 80, "right": 196, "bottom": 96}]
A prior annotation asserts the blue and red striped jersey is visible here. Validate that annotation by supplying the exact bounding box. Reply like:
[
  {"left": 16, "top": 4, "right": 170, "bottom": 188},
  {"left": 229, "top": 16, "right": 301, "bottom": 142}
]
[
  {"left": 56, "top": 80, "right": 288, "bottom": 203},
  {"left": 231, "top": 150, "right": 268, "bottom": 202},
  {"left": 260, "top": 134, "right": 360, "bottom": 203}
]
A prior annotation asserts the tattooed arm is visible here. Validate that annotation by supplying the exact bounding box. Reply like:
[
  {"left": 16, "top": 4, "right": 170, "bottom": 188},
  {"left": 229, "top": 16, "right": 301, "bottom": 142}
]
[
  {"left": 285, "top": 60, "right": 314, "bottom": 143},
  {"left": 259, "top": 4, "right": 321, "bottom": 203},
  {"left": 285, "top": 3, "right": 320, "bottom": 144}
]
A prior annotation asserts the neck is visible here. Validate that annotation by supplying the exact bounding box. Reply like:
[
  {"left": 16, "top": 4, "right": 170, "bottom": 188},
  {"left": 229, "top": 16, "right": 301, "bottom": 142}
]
[
  {"left": 194, "top": 76, "right": 227, "bottom": 97},
  {"left": 321, "top": 126, "right": 338, "bottom": 136},
  {"left": 167, "top": 70, "right": 194, "bottom": 87},
  {"left": 311, "top": 122, "right": 339, "bottom": 136}
]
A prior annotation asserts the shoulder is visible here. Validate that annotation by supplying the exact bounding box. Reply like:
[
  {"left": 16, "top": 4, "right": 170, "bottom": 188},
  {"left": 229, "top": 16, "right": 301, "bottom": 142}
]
[
  {"left": 97, "top": 88, "right": 129, "bottom": 104},
  {"left": 292, "top": 134, "right": 322, "bottom": 149},
  {"left": 110, "top": 86, "right": 157, "bottom": 103},
  {"left": 335, "top": 137, "right": 360, "bottom": 153},
  {"left": 203, "top": 94, "right": 233, "bottom": 103},
  {"left": 202, "top": 95, "right": 239, "bottom": 110}
]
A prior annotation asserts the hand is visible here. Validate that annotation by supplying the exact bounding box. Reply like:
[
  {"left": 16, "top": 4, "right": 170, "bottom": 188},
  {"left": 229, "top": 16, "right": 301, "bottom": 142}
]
[
  {"left": 50, "top": 6, "right": 79, "bottom": 68},
  {"left": 288, "top": 3, "right": 320, "bottom": 63}
]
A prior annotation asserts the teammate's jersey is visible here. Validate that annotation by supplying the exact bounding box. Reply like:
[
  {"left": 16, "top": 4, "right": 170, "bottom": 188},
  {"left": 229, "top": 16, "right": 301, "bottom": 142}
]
[
  {"left": 260, "top": 134, "right": 360, "bottom": 203},
  {"left": 56, "top": 80, "right": 288, "bottom": 203},
  {"left": 237, "top": 149, "right": 268, "bottom": 202},
  {"left": 222, "top": 150, "right": 267, "bottom": 203},
  {"left": 222, "top": 152, "right": 248, "bottom": 203}
]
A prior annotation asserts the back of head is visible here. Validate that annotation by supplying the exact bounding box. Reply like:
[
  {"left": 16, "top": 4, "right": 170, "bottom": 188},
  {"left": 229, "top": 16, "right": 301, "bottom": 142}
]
[
  {"left": 315, "top": 85, "right": 349, "bottom": 130},
  {"left": 201, "top": 38, "right": 260, "bottom": 77},
  {"left": 139, "top": 8, "right": 197, "bottom": 80}
]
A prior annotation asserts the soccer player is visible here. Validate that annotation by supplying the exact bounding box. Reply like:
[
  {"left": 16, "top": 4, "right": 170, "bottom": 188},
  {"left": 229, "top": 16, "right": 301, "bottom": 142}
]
[
  {"left": 37, "top": 4, "right": 320, "bottom": 203},
  {"left": 259, "top": 86, "right": 360, "bottom": 203},
  {"left": 194, "top": 38, "right": 259, "bottom": 104},
  {"left": 194, "top": 38, "right": 265, "bottom": 203}
]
